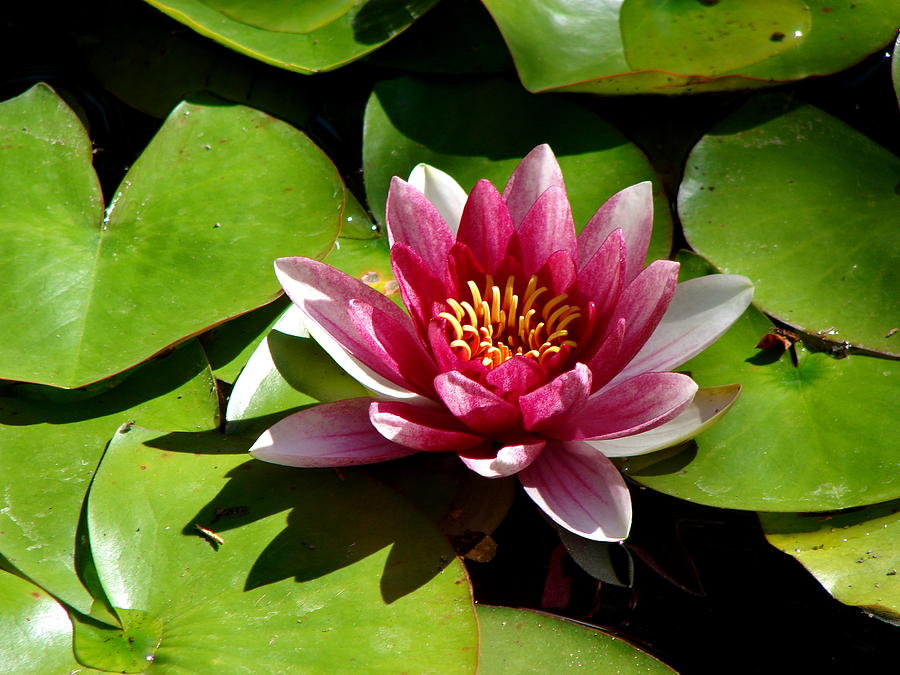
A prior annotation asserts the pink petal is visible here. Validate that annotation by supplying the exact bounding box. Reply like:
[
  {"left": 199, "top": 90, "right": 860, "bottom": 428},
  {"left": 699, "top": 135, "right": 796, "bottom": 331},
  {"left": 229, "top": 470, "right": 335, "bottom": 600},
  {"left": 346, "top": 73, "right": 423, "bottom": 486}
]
[
  {"left": 576, "top": 229, "right": 626, "bottom": 323},
  {"left": 519, "top": 440, "right": 632, "bottom": 541},
  {"left": 459, "top": 438, "right": 546, "bottom": 478},
  {"left": 613, "top": 274, "right": 754, "bottom": 383},
  {"left": 484, "top": 356, "right": 546, "bottom": 400},
  {"left": 250, "top": 398, "right": 417, "bottom": 467},
  {"left": 407, "top": 163, "right": 467, "bottom": 235},
  {"left": 605, "top": 259, "right": 679, "bottom": 376},
  {"left": 369, "top": 400, "right": 485, "bottom": 452},
  {"left": 583, "top": 318, "right": 626, "bottom": 392},
  {"left": 534, "top": 249, "right": 576, "bottom": 296},
  {"left": 579, "top": 182, "right": 653, "bottom": 283},
  {"left": 447, "top": 241, "right": 486, "bottom": 296},
  {"left": 391, "top": 243, "right": 451, "bottom": 339},
  {"left": 427, "top": 320, "right": 488, "bottom": 382},
  {"left": 386, "top": 177, "right": 454, "bottom": 274},
  {"left": 433, "top": 370, "right": 521, "bottom": 435},
  {"left": 515, "top": 186, "right": 576, "bottom": 277},
  {"left": 455, "top": 179, "right": 515, "bottom": 273},
  {"left": 348, "top": 300, "right": 438, "bottom": 396},
  {"left": 551, "top": 372, "right": 698, "bottom": 441},
  {"left": 519, "top": 363, "right": 591, "bottom": 432},
  {"left": 586, "top": 384, "right": 741, "bottom": 457},
  {"left": 502, "top": 144, "right": 566, "bottom": 226},
  {"left": 275, "top": 257, "right": 434, "bottom": 401}
]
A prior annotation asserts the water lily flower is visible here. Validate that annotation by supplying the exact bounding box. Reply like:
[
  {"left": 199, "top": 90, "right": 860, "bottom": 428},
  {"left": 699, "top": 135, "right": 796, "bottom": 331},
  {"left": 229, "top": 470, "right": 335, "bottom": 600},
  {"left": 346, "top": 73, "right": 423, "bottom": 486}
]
[{"left": 250, "top": 145, "right": 752, "bottom": 541}]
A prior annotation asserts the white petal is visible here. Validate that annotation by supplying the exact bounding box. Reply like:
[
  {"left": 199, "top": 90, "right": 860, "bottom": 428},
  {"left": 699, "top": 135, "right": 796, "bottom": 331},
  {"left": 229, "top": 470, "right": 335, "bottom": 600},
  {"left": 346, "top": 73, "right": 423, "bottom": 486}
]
[
  {"left": 272, "top": 304, "right": 309, "bottom": 337},
  {"left": 250, "top": 398, "right": 418, "bottom": 467},
  {"left": 408, "top": 163, "right": 467, "bottom": 236},
  {"left": 274, "top": 259, "right": 433, "bottom": 404},
  {"left": 614, "top": 274, "right": 753, "bottom": 383},
  {"left": 458, "top": 439, "right": 546, "bottom": 478},
  {"left": 226, "top": 305, "right": 308, "bottom": 427},
  {"left": 299, "top": 309, "right": 430, "bottom": 402},
  {"left": 519, "top": 440, "right": 632, "bottom": 542},
  {"left": 585, "top": 384, "right": 741, "bottom": 457}
]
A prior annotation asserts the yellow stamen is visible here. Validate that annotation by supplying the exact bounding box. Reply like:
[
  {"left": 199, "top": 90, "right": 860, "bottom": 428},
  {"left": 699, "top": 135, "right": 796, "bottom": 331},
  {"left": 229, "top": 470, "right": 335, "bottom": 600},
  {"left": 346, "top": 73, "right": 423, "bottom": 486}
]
[
  {"left": 450, "top": 339, "right": 472, "bottom": 360},
  {"left": 441, "top": 274, "right": 584, "bottom": 369},
  {"left": 490, "top": 285, "right": 501, "bottom": 324},
  {"left": 460, "top": 300, "right": 478, "bottom": 328},
  {"left": 546, "top": 304, "right": 572, "bottom": 333},
  {"left": 467, "top": 281, "right": 483, "bottom": 318},
  {"left": 542, "top": 293, "right": 568, "bottom": 321},
  {"left": 446, "top": 298, "right": 465, "bottom": 321},
  {"left": 556, "top": 312, "right": 581, "bottom": 333},
  {"left": 438, "top": 312, "right": 463, "bottom": 340}
]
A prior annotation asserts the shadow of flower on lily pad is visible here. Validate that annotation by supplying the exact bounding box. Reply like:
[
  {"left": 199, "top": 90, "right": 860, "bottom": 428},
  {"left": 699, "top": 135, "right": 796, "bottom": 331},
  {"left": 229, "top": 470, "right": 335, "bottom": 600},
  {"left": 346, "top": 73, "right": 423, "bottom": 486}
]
[{"left": 152, "top": 432, "right": 454, "bottom": 605}]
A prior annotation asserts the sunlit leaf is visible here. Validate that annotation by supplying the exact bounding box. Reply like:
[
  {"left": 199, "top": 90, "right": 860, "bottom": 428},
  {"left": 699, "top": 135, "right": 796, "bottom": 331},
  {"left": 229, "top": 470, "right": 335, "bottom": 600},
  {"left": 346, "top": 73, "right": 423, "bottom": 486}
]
[
  {"left": 0, "top": 572, "right": 95, "bottom": 675},
  {"left": 84, "top": 426, "right": 478, "bottom": 671},
  {"left": 0, "top": 84, "right": 344, "bottom": 386},
  {"left": 477, "top": 605, "right": 674, "bottom": 673},
  {"left": 761, "top": 501, "right": 900, "bottom": 622},
  {"left": 142, "top": 0, "right": 439, "bottom": 74},
  {"left": 680, "top": 95, "right": 899, "bottom": 356},
  {"left": 624, "top": 253, "right": 899, "bottom": 511},
  {"left": 0, "top": 342, "right": 218, "bottom": 613},
  {"left": 481, "top": 0, "right": 899, "bottom": 94},
  {"left": 363, "top": 76, "right": 672, "bottom": 261}
]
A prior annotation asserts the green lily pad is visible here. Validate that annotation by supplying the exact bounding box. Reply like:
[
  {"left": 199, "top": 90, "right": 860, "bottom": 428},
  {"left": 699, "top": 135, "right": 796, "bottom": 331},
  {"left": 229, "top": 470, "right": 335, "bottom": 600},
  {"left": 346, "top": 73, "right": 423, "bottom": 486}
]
[
  {"left": 71, "top": 608, "right": 166, "bottom": 673},
  {"left": 0, "top": 341, "right": 218, "bottom": 614},
  {"left": 78, "top": 0, "right": 315, "bottom": 126},
  {"left": 201, "top": 297, "right": 291, "bottom": 384},
  {"left": 226, "top": 222, "right": 396, "bottom": 437},
  {"left": 205, "top": 189, "right": 382, "bottom": 386},
  {"left": 679, "top": 96, "right": 900, "bottom": 356},
  {"left": 760, "top": 501, "right": 900, "bottom": 621},
  {"left": 0, "top": 571, "right": 98, "bottom": 675},
  {"left": 363, "top": 76, "right": 672, "bottom": 262},
  {"left": 894, "top": 33, "right": 900, "bottom": 108},
  {"left": 142, "top": 0, "right": 439, "bottom": 74},
  {"left": 366, "top": 453, "right": 516, "bottom": 561},
  {"left": 202, "top": 0, "right": 359, "bottom": 33},
  {"left": 225, "top": 318, "right": 368, "bottom": 437},
  {"left": 85, "top": 426, "right": 478, "bottom": 672},
  {"left": 624, "top": 253, "right": 899, "bottom": 512},
  {"left": 481, "top": 0, "right": 900, "bottom": 94},
  {"left": 0, "top": 83, "right": 344, "bottom": 387},
  {"left": 366, "top": 0, "right": 514, "bottom": 75},
  {"left": 477, "top": 605, "right": 674, "bottom": 673}
]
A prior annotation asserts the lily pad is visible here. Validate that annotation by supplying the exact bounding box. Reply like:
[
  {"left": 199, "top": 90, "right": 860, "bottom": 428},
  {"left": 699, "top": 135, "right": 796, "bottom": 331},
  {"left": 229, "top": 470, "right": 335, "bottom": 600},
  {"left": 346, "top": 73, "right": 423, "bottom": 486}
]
[
  {"left": 481, "top": 0, "right": 900, "bottom": 94},
  {"left": 363, "top": 76, "right": 672, "bottom": 261},
  {"left": 624, "top": 254, "right": 899, "bottom": 512},
  {"left": 225, "top": 309, "right": 368, "bottom": 437},
  {"left": 201, "top": 297, "right": 291, "bottom": 385},
  {"left": 205, "top": 189, "right": 382, "bottom": 386},
  {"left": 142, "top": 0, "right": 439, "bottom": 74},
  {"left": 366, "top": 0, "right": 514, "bottom": 75},
  {"left": 0, "top": 571, "right": 96, "bottom": 675},
  {"left": 894, "top": 33, "right": 900, "bottom": 108},
  {"left": 760, "top": 501, "right": 900, "bottom": 621},
  {"left": 78, "top": 0, "right": 315, "bottom": 126},
  {"left": 679, "top": 96, "right": 900, "bottom": 356},
  {"left": 0, "top": 83, "right": 344, "bottom": 387},
  {"left": 85, "top": 426, "right": 478, "bottom": 672},
  {"left": 477, "top": 605, "right": 674, "bottom": 673},
  {"left": 0, "top": 341, "right": 218, "bottom": 614},
  {"left": 226, "top": 221, "right": 396, "bottom": 437}
]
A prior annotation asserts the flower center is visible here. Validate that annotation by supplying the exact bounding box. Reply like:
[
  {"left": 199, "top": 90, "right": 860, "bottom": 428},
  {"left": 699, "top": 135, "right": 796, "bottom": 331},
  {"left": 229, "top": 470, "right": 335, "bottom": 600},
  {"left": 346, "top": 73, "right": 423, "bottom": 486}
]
[{"left": 438, "top": 275, "right": 581, "bottom": 369}]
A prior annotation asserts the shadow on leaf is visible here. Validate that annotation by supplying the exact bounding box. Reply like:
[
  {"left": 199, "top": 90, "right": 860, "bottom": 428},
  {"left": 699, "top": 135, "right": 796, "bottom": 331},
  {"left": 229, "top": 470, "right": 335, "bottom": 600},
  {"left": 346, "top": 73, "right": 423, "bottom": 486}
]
[{"left": 181, "top": 458, "right": 450, "bottom": 604}]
